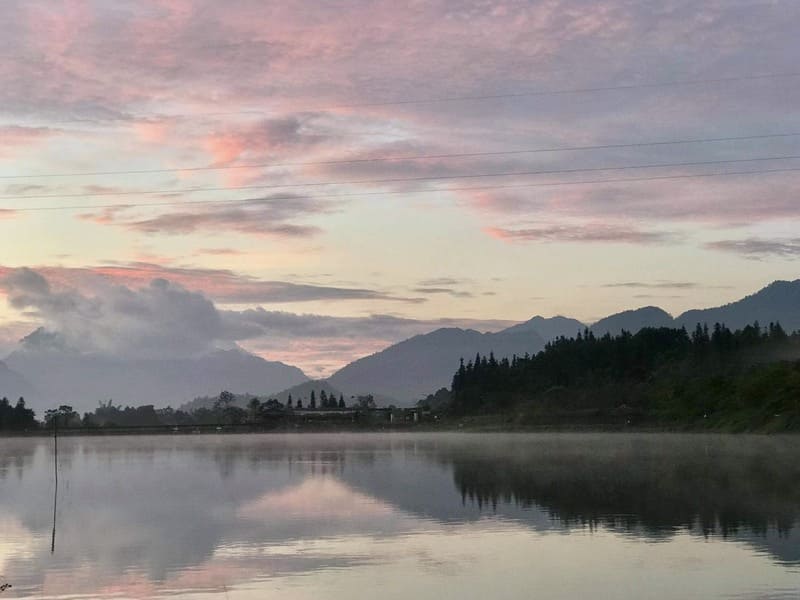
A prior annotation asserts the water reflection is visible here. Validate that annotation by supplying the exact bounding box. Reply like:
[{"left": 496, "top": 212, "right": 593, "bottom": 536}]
[{"left": 0, "top": 433, "right": 798, "bottom": 599}]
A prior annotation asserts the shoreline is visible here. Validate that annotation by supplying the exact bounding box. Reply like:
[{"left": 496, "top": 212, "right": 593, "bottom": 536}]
[{"left": 1, "top": 418, "right": 796, "bottom": 437}]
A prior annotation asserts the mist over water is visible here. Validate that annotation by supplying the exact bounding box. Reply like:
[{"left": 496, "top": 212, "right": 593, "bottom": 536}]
[{"left": 0, "top": 433, "right": 798, "bottom": 599}]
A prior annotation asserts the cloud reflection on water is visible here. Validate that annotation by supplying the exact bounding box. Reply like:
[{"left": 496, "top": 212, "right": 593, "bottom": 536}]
[{"left": 0, "top": 433, "right": 798, "bottom": 599}]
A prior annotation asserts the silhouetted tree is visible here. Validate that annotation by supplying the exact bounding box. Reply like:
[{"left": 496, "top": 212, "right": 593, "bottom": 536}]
[
  {"left": 355, "top": 395, "right": 376, "bottom": 409},
  {"left": 214, "top": 390, "right": 236, "bottom": 412},
  {"left": 247, "top": 397, "right": 262, "bottom": 422}
]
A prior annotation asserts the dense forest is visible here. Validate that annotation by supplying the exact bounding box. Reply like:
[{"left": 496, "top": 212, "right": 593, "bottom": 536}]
[{"left": 450, "top": 322, "right": 800, "bottom": 430}]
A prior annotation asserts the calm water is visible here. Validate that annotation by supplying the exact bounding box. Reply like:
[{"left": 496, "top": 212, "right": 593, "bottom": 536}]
[{"left": 0, "top": 433, "right": 799, "bottom": 599}]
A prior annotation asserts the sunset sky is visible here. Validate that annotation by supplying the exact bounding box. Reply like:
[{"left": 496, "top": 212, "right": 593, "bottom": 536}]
[{"left": 1, "top": 0, "right": 799, "bottom": 376}]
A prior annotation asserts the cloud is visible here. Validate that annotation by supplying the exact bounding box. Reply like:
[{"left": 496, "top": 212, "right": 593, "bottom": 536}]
[
  {"left": 203, "top": 115, "right": 331, "bottom": 165},
  {"left": 0, "top": 268, "right": 512, "bottom": 373},
  {"left": 485, "top": 224, "right": 677, "bottom": 244},
  {"left": 79, "top": 195, "right": 334, "bottom": 237},
  {"left": 0, "top": 1, "right": 798, "bottom": 232},
  {"left": 227, "top": 309, "right": 519, "bottom": 376},
  {"left": 601, "top": 281, "right": 699, "bottom": 289},
  {"left": 705, "top": 237, "right": 800, "bottom": 259},
  {"left": 417, "top": 277, "right": 469, "bottom": 287},
  {"left": 0, "top": 126, "right": 55, "bottom": 157},
  {"left": 2, "top": 0, "right": 800, "bottom": 334},
  {"left": 0, "top": 263, "right": 424, "bottom": 305},
  {"left": 411, "top": 287, "right": 473, "bottom": 298},
  {"left": 78, "top": 205, "right": 133, "bottom": 225},
  {"left": 195, "top": 248, "right": 246, "bottom": 256},
  {"left": 632, "top": 294, "right": 685, "bottom": 299},
  {"left": 2, "top": 268, "right": 234, "bottom": 359},
  {"left": 225, "top": 308, "right": 513, "bottom": 340}
]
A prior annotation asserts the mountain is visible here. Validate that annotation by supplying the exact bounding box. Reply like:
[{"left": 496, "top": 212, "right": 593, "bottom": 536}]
[
  {"left": 5, "top": 347, "right": 308, "bottom": 414},
  {"left": 0, "top": 361, "right": 38, "bottom": 405},
  {"left": 590, "top": 306, "right": 674, "bottom": 336},
  {"left": 9, "top": 279, "right": 800, "bottom": 414},
  {"left": 326, "top": 280, "right": 800, "bottom": 405},
  {"left": 500, "top": 315, "right": 586, "bottom": 341},
  {"left": 328, "top": 327, "right": 545, "bottom": 405},
  {"left": 676, "top": 280, "right": 800, "bottom": 332}
]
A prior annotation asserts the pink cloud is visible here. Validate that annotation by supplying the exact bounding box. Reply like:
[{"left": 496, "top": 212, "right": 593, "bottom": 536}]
[
  {"left": 131, "top": 120, "right": 173, "bottom": 144},
  {"left": 78, "top": 195, "right": 335, "bottom": 238},
  {"left": 0, "top": 126, "right": 55, "bottom": 157},
  {"left": 239, "top": 478, "right": 394, "bottom": 521},
  {"left": 486, "top": 223, "right": 677, "bottom": 244},
  {"left": 0, "top": 262, "right": 423, "bottom": 305}
]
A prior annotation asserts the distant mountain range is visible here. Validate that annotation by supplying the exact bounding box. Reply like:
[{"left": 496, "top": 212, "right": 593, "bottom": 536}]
[
  {"left": 327, "top": 279, "right": 800, "bottom": 404},
  {"left": 3, "top": 345, "right": 307, "bottom": 414},
  {"left": 1, "top": 279, "right": 798, "bottom": 413}
]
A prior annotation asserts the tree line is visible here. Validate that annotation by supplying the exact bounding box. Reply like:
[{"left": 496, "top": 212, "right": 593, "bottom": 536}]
[
  {"left": 0, "top": 389, "right": 377, "bottom": 431},
  {"left": 449, "top": 322, "right": 800, "bottom": 429},
  {"left": 0, "top": 397, "right": 36, "bottom": 430}
]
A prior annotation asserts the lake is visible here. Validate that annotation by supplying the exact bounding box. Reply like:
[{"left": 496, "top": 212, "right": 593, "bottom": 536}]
[{"left": 0, "top": 433, "right": 798, "bottom": 599}]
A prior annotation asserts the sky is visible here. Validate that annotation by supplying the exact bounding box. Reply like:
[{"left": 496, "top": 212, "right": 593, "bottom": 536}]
[{"left": 0, "top": 0, "right": 799, "bottom": 377}]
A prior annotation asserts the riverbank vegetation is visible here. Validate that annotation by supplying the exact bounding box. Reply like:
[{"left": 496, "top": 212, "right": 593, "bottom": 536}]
[
  {"left": 449, "top": 322, "right": 800, "bottom": 431},
  {"left": 0, "top": 389, "right": 380, "bottom": 433}
]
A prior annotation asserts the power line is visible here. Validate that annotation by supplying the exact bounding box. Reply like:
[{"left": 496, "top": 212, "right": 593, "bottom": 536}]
[
  {"left": 3, "top": 71, "right": 799, "bottom": 127},
  {"left": 2, "top": 131, "right": 799, "bottom": 180},
  {"left": 3, "top": 154, "right": 799, "bottom": 202},
  {"left": 8, "top": 165, "right": 800, "bottom": 214},
  {"left": 329, "top": 72, "right": 800, "bottom": 108}
]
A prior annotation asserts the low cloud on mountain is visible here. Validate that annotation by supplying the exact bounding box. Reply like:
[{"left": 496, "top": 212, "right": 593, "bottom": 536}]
[
  {"left": 3, "top": 267, "right": 247, "bottom": 359},
  {"left": 0, "top": 268, "right": 512, "bottom": 376}
]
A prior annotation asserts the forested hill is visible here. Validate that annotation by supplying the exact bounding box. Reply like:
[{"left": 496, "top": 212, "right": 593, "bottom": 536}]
[{"left": 449, "top": 323, "right": 800, "bottom": 430}]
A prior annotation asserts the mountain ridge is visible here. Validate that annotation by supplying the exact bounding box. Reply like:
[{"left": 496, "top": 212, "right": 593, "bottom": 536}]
[
  {"left": 2, "top": 279, "right": 799, "bottom": 413},
  {"left": 327, "top": 280, "right": 800, "bottom": 404}
]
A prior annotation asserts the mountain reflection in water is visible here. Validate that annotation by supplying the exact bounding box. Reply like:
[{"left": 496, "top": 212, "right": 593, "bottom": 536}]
[{"left": 0, "top": 433, "right": 798, "bottom": 599}]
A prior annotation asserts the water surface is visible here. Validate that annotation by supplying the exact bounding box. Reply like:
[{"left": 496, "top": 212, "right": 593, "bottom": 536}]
[{"left": 0, "top": 433, "right": 798, "bottom": 599}]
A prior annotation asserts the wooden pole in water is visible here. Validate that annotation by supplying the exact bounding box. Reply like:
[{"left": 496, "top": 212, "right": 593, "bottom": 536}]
[{"left": 51, "top": 414, "right": 58, "bottom": 554}]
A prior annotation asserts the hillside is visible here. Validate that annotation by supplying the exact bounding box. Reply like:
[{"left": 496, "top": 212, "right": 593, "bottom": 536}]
[
  {"left": 328, "top": 327, "right": 545, "bottom": 405},
  {"left": 0, "top": 361, "right": 38, "bottom": 405},
  {"left": 677, "top": 280, "right": 800, "bottom": 332},
  {"left": 590, "top": 306, "right": 674, "bottom": 336},
  {"left": 500, "top": 315, "right": 586, "bottom": 341}
]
